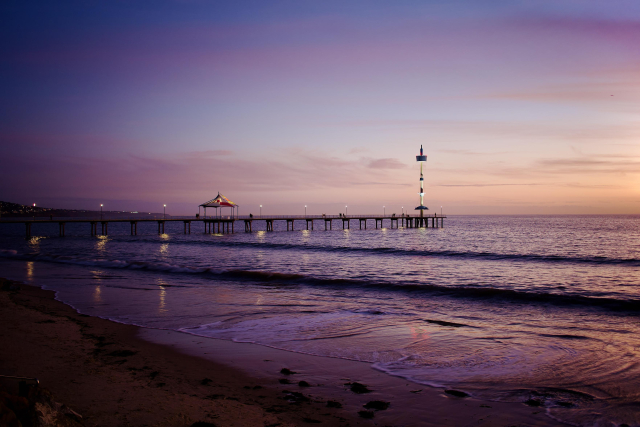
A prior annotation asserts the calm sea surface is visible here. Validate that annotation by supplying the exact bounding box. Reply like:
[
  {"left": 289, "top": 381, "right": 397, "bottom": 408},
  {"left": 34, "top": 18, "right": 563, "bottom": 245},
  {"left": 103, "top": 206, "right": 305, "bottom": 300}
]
[{"left": 1, "top": 215, "right": 639, "bottom": 426}]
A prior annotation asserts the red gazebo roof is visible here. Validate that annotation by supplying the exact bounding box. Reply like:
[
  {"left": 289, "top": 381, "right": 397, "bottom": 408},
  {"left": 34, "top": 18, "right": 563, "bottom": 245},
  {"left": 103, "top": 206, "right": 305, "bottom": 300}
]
[{"left": 199, "top": 193, "right": 238, "bottom": 208}]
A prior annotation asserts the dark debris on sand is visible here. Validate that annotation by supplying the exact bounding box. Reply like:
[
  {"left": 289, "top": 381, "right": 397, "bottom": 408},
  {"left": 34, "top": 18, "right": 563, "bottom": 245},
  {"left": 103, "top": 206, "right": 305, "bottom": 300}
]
[
  {"left": 326, "top": 400, "right": 342, "bottom": 408},
  {"left": 0, "top": 382, "right": 83, "bottom": 427},
  {"left": 282, "top": 390, "right": 311, "bottom": 404},
  {"left": 363, "top": 400, "right": 390, "bottom": 410},
  {"left": 280, "top": 368, "right": 297, "bottom": 375},
  {"left": 345, "top": 382, "right": 371, "bottom": 394},
  {"left": 205, "top": 394, "right": 225, "bottom": 400},
  {"left": 358, "top": 410, "right": 375, "bottom": 419}
]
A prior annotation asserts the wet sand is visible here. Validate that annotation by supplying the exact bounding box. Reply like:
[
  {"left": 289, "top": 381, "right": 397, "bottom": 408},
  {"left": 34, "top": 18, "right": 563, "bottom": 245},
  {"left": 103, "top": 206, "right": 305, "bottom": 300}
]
[{"left": 0, "top": 277, "right": 563, "bottom": 426}]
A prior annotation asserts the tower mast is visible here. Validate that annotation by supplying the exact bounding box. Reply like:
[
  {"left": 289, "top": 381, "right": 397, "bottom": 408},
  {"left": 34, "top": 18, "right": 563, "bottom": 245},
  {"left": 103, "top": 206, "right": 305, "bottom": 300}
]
[{"left": 415, "top": 145, "right": 428, "bottom": 217}]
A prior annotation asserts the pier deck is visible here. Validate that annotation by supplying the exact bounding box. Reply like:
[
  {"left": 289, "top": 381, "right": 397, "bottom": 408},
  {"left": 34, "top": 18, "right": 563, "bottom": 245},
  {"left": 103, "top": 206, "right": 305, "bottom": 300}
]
[{"left": 1, "top": 214, "right": 446, "bottom": 237}]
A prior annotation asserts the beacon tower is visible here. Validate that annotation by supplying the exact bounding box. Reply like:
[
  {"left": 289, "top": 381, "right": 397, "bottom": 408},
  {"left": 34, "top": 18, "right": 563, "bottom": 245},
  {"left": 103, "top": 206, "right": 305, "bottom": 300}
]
[{"left": 415, "top": 145, "right": 428, "bottom": 216}]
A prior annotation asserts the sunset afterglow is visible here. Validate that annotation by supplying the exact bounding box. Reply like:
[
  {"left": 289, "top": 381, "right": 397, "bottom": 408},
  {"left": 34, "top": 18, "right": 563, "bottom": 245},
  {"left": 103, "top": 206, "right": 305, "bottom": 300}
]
[{"left": 1, "top": 1, "right": 639, "bottom": 214}]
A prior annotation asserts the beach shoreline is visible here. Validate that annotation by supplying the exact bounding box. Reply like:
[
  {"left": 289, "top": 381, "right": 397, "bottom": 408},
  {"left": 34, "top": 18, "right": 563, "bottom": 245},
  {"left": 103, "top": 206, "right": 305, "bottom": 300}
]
[
  {"left": 0, "top": 277, "right": 357, "bottom": 426},
  {"left": 0, "top": 276, "right": 564, "bottom": 426}
]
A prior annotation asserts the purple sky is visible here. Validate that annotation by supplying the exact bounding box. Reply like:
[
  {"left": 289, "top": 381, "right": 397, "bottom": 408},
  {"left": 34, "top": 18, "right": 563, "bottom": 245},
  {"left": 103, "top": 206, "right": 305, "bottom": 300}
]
[{"left": 2, "top": 1, "right": 639, "bottom": 215}]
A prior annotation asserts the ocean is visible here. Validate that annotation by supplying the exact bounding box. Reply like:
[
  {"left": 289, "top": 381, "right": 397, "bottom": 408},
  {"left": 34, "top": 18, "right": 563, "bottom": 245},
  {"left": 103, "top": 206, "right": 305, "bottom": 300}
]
[{"left": 1, "top": 215, "right": 639, "bottom": 426}]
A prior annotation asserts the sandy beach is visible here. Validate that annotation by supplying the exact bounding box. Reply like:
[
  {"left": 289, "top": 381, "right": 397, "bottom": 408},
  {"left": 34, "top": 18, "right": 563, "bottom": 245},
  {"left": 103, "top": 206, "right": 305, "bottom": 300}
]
[
  {"left": 0, "top": 278, "right": 357, "bottom": 426},
  {"left": 0, "top": 276, "right": 565, "bottom": 426}
]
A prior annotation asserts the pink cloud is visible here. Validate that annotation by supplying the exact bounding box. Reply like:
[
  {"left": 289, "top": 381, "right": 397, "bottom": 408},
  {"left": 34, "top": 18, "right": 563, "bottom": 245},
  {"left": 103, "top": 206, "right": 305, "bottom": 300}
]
[
  {"left": 0, "top": 148, "right": 413, "bottom": 208},
  {"left": 367, "top": 158, "right": 406, "bottom": 169},
  {"left": 510, "top": 16, "right": 640, "bottom": 43}
]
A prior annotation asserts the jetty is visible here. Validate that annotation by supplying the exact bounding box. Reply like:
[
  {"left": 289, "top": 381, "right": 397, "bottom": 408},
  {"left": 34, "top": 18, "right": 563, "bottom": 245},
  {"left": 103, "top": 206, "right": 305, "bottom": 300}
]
[
  {"left": 1, "top": 214, "right": 445, "bottom": 237},
  {"left": 1, "top": 145, "right": 447, "bottom": 238}
]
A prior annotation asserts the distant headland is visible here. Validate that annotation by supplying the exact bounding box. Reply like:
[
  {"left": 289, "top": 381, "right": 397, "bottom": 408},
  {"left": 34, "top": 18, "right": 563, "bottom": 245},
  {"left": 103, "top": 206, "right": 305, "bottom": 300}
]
[{"left": 0, "top": 201, "right": 164, "bottom": 220}]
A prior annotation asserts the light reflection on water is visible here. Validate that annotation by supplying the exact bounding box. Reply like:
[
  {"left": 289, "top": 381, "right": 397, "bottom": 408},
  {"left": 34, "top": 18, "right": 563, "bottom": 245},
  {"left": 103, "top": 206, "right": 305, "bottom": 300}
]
[
  {"left": 26, "top": 261, "right": 34, "bottom": 279},
  {"left": 157, "top": 278, "right": 167, "bottom": 314},
  {"left": 28, "top": 236, "right": 43, "bottom": 248},
  {"left": 93, "top": 285, "right": 101, "bottom": 303},
  {"left": 95, "top": 235, "right": 107, "bottom": 253},
  {"left": 159, "top": 243, "right": 169, "bottom": 256}
]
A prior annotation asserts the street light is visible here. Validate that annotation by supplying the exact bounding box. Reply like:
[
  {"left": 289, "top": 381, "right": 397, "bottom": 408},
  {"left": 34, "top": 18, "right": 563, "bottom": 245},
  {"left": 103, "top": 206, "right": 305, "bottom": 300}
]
[
  {"left": 163, "top": 204, "right": 166, "bottom": 219},
  {"left": 100, "top": 204, "right": 103, "bottom": 220},
  {"left": 402, "top": 206, "right": 404, "bottom": 215},
  {"left": 260, "top": 205, "right": 262, "bottom": 218},
  {"left": 345, "top": 205, "right": 348, "bottom": 216},
  {"left": 383, "top": 206, "right": 385, "bottom": 216},
  {"left": 441, "top": 206, "right": 443, "bottom": 216},
  {"left": 305, "top": 205, "right": 307, "bottom": 217},
  {"left": 33, "top": 203, "right": 36, "bottom": 221}
]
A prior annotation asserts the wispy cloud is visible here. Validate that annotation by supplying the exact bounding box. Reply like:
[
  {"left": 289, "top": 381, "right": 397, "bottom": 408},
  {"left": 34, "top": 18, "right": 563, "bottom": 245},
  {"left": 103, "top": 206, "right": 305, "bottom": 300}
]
[
  {"left": 337, "top": 118, "right": 635, "bottom": 142},
  {"left": 510, "top": 16, "right": 640, "bottom": 43},
  {"left": 437, "top": 182, "right": 623, "bottom": 189},
  {"left": 437, "top": 149, "right": 513, "bottom": 156},
  {"left": 367, "top": 158, "right": 405, "bottom": 169},
  {"left": 438, "top": 183, "right": 545, "bottom": 187},
  {"left": 0, "top": 148, "right": 415, "bottom": 205},
  {"left": 536, "top": 157, "right": 640, "bottom": 174},
  {"left": 484, "top": 81, "right": 640, "bottom": 103}
]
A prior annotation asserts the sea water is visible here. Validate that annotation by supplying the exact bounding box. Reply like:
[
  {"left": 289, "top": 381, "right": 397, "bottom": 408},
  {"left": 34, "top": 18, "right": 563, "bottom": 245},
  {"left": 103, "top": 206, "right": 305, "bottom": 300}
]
[{"left": 1, "top": 215, "right": 639, "bottom": 426}]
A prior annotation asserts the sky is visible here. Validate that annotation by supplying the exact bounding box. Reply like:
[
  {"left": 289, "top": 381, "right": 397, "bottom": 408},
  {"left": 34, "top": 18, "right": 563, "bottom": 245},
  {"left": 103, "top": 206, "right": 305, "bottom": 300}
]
[{"left": 1, "top": 0, "right": 639, "bottom": 215}]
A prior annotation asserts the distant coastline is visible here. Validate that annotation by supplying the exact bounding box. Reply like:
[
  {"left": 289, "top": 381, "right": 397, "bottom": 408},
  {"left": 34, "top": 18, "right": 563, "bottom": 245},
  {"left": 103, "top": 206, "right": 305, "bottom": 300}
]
[{"left": 0, "top": 200, "right": 164, "bottom": 219}]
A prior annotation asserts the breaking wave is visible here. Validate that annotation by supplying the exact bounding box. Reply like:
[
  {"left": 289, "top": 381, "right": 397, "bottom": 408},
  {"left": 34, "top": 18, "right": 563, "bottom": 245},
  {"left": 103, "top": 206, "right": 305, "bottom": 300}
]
[{"left": 2, "top": 248, "right": 640, "bottom": 313}]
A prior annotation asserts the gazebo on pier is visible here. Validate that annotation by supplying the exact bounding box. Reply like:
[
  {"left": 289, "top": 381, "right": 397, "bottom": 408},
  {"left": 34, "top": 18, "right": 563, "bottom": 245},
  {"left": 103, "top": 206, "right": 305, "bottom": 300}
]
[{"left": 199, "top": 193, "right": 239, "bottom": 219}]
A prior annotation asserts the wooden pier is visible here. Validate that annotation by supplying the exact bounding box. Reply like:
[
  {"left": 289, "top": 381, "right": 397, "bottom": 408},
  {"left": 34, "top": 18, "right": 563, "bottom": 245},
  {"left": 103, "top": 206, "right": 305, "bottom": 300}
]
[{"left": 2, "top": 214, "right": 446, "bottom": 237}]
